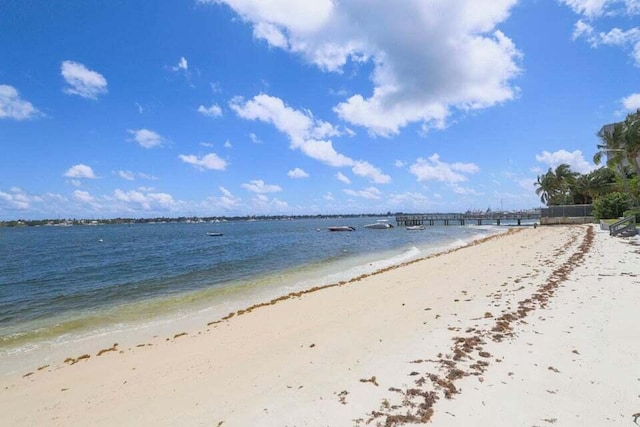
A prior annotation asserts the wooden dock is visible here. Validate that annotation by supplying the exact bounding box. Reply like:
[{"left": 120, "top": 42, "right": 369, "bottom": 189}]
[{"left": 395, "top": 211, "right": 541, "bottom": 227}]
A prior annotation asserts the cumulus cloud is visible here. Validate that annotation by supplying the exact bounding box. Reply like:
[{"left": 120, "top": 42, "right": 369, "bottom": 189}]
[
  {"left": 622, "top": 92, "right": 640, "bottom": 110},
  {"left": 178, "top": 153, "right": 227, "bottom": 171},
  {"left": 0, "top": 187, "right": 36, "bottom": 210},
  {"left": 242, "top": 179, "right": 282, "bottom": 193},
  {"left": 409, "top": 154, "right": 479, "bottom": 183},
  {"left": 560, "top": 0, "right": 640, "bottom": 18},
  {"left": 198, "top": 104, "right": 223, "bottom": 117},
  {"left": 230, "top": 94, "right": 389, "bottom": 182},
  {"left": 203, "top": 186, "right": 242, "bottom": 212},
  {"left": 128, "top": 128, "right": 165, "bottom": 148},
  {"left": 0, "top": 85, "right": 40, "bottom": 120},
  {"left": 73, "top": 190, "right": 98, "bottom": 205},
  {"left": 208, "top": 0, "right": 522, "bottom": 136},
  {"left": 336, "top": 171, "right": 351, "bottom": 184},
  {"left": 535, "top": 149, "right": 596, "bottom": 174},
  {"left": 287, "top": 168, "right": 309, "bottom": 178},
  {"left": 112, "top": 189, "right": 176, "bottom": 211},
  {"left": 344, "top": 186, "right": 382, "bottom": 200},
  {"left": 565, "top": 2, "right": 640, "bottom": 66},
  {"left": 61, "top": 60, "right": 108, "bottom": 99},
  {"left": 64, "top": 164, "right": 97, "bottom": 179}
]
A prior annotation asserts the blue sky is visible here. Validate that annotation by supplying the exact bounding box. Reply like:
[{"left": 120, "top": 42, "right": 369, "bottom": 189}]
[{"left": 1, "top": 0, "right": 640, "bottom": 219}]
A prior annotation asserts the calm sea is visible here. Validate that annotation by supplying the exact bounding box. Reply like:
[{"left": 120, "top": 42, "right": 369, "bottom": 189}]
[{"left": 0, "top": 218, "right": 504, "bottom": 373}]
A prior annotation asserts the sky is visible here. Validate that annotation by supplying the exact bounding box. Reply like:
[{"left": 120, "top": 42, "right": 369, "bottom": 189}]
[{"left": 1, "top": 0, "right": 640, "bottom": 219}]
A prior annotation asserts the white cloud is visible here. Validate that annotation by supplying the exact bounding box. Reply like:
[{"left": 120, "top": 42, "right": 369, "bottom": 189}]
[
  {"left": 61, "top": 60, "right": 108, "bottom": 99},
  {"left": 230, "top": 94, "right": 389, "bottom": 182},
  {"left": 560, "top": 0, "right": 609, "bottom": 17},
  {"left": 560, "top": 0, "right": 640, "bottom": 18},
  {"left": 200, "top": 142, "right": 214, "bottom": 148},
  {"left": 0, "top": 85, "right": 40, "bottom": 120},
  {"left": 198, "top": 104, "right": 223, "bottom": 117},
  {"left": 128, "top": 128, "right": 165, "bottom": 148},
  {"left": 64, "top": 164, "right": 97, "bottom": 179},
  {"left": 242, "top": 179, "right": 282, "bottom": 193},
  {"left": 323, "top": 192, "right": 335, "bottom": 201},
  {"left": 210, "top": 1, "right": 522, "bottom": 136},
  {"left": 566, "top": 2, "right": 640, "bottom": 66},
  {"left": 336, "top": 171, "right": 351, "bottom": 184},
  {"left": 114, "top": 170, "right": 135, "bottom": 181},
  {"left": 449, "top": 184, "right": 482, "bottom": 196},
  {"left": 287, "top": 168, "right": 309, "bottom": 178},
  {"left": 173, "top": 57, "right": 189, "bottom": 71},
  {"left": 203, "top": 186, "right": 242, "bottom": 211},
  {"left": 224, "top": 140, "right": 232, "bottom": 148},
  {"left": 112, "top": 189, "right": 177, "bottom": 211},
  {"left": 178, "top": 153, "right": 227, "bottom": 171},
  {"left": 344, "top": 186, "right": 382, "bottom": 200},
  {"left": 394, "top": 160, "right": 407, "bottom": 168},
  {"left": 622, "top": 92, "right": 640, "bottom": 110},
  {"left": 535, "top": 149, "right": 596, "bottom": 174},
  {"left": 409, "top": 154, "right": 479, "bottom": 183},
  {"left": 351, "top": 161, "right": 391, "bottom": 184},
  {"left": 249, "top": 133, "right": 262, "bottom": 144},
  {"left": 254, "top": 22, "right": 289, "bottom": 48},
  {"left": 73, "top": 190, "right": 97, "bottom": 204}
]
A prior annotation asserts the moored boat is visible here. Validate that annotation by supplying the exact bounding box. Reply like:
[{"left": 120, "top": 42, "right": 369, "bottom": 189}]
[
  {"left": 363, "top": 220, "right": 394, "bottom": 229},
  {"left": 206, "top": 232, "right": 223, "bottom": 236},
  {"left": 406, "top": 225, "right": 425, "bottom": 230},
  {"left": 328, "top": 226, "right": 356, "bottom": 232}
]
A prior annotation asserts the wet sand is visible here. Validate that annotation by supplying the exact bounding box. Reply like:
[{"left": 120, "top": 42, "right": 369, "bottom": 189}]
[{"left": 1, "top": 225, "right": 638, "bottom": 426}]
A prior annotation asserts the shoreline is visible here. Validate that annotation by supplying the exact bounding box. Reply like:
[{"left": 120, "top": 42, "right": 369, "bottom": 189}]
[
  {"left": 0, "top": 225, "right": 506, "bottom": 377},
  {"left": 2, "top": 225, "right": 638, "bottom": 425}
]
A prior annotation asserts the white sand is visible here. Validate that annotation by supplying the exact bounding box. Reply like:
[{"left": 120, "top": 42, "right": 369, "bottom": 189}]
[{"left": 1, "top": 225, "right": 638, "bottom": 426}]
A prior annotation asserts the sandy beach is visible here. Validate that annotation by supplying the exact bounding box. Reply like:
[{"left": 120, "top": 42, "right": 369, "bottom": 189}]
[{"left": 1, "top": 225, "right": 639, "bottom": 426}]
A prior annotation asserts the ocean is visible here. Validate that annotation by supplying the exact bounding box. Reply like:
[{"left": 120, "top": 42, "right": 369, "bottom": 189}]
[{"left": 0, "top": 217, "right": 505, "bottom": 374}]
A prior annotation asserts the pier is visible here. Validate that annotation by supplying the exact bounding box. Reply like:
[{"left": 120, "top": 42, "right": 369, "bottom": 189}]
[{"left": 395, "top": 211, "right": 541, "bottom": 227}]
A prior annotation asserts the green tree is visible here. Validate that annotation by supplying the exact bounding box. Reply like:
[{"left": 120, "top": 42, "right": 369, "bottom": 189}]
[{"left": 592, "top": 191, "right": 630, "bottom": 220}]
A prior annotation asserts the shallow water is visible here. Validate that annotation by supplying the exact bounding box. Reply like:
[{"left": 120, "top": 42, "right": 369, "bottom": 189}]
[{"left": 0, "top": 218, "right": 506, "bottom": 364}]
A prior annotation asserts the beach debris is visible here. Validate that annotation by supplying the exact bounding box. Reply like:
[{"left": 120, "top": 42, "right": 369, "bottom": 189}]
[
  {"left": 632, "top": 412, "right": 640, "bottom": 425},
  {"left": 37, "top": 364, "right": 49, "bottom": 371},
  {"left": 363, "top": 226, "right": 595, "bottom": 426},
  {"left": 64, "top": 354, "right": 91, "bottom": 365},
  {"left": 173, "top": 332, "right": 187, "bottom": 339},
  {"left": 548, "top": 366, "right": 561, "bottom": 373},
  {"left": 309, "top": 343, "right": 315, "bottom": 348},
  {"left": 97, "top": 343, "right": 119, "bottom": 356},
  {"left": 22, "top": 372, "right": 33, "bottom": 378},
  {"left": 337, "top": 390, "right": 349, "bottom": 404},
  {"left": 360, "top": 376, "right": 379, "bottom": 386}
]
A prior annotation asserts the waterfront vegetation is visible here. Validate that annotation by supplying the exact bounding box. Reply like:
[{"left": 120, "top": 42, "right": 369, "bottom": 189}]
[{"left": 535, "top": 109, "right": 640, "bottom": 220}]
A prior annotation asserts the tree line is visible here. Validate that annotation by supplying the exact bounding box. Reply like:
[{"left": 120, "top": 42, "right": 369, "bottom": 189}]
[{"left": 535, "top": 109, "right": 640, "bottom": 219}]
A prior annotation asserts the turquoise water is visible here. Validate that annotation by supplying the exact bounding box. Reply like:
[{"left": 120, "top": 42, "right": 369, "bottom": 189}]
[{"left": 0, "top": 218, "right": 502, "bottom": 357}]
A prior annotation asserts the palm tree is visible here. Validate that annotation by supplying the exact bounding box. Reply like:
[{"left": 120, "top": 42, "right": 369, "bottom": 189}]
[
  {"left": 535, "top": 164, "right": 578, "bottom": 206},
  {"left": 594, "top": 122, "right": 631, "bottom": 196},
  {"left": 622, "top": 109, "right": 640, "bottom": 178},
  {"left": 535, "top": 168, "right": 556, "bottom": 205}
]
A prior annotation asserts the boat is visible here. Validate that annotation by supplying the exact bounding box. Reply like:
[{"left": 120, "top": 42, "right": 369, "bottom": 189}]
[
  {"left": 406, "top": 225, "right": 425, "bottom": 230},
  {"left": 363, "top": 220, "right": 394, "bottom": 229},
  {"left": 206, "top": 232, "right": 223, "bottom": 236},
  {"left": 328, "top": 226, "right": 356, "bottom": 232}
]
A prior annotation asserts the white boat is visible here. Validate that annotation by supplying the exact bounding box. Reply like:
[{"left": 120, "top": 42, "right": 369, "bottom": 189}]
[
  {"left": 206, "top": 232, "right": 223, "bottom": 236},
  {"left": 406, "top": 225, "right": 425, "bottom": 230},
  {"left": 328, "top": 226, "right": 356, "bottom": 232},
  {"left": 364, "top": 220, "right": 394, "bottom": 229}
]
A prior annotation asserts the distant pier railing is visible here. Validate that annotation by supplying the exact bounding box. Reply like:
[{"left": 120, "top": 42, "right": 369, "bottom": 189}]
[{"left": 395, "top": 211, "right": 541, "bottom": 227}]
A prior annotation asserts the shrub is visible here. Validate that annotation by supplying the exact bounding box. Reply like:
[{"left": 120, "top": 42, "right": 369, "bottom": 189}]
[
  {"left": 593, "top": 192, "right": 630, "bottom": 220},
  {"left": 623, "top": 207, "right": 640, "bottom": 222}
]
